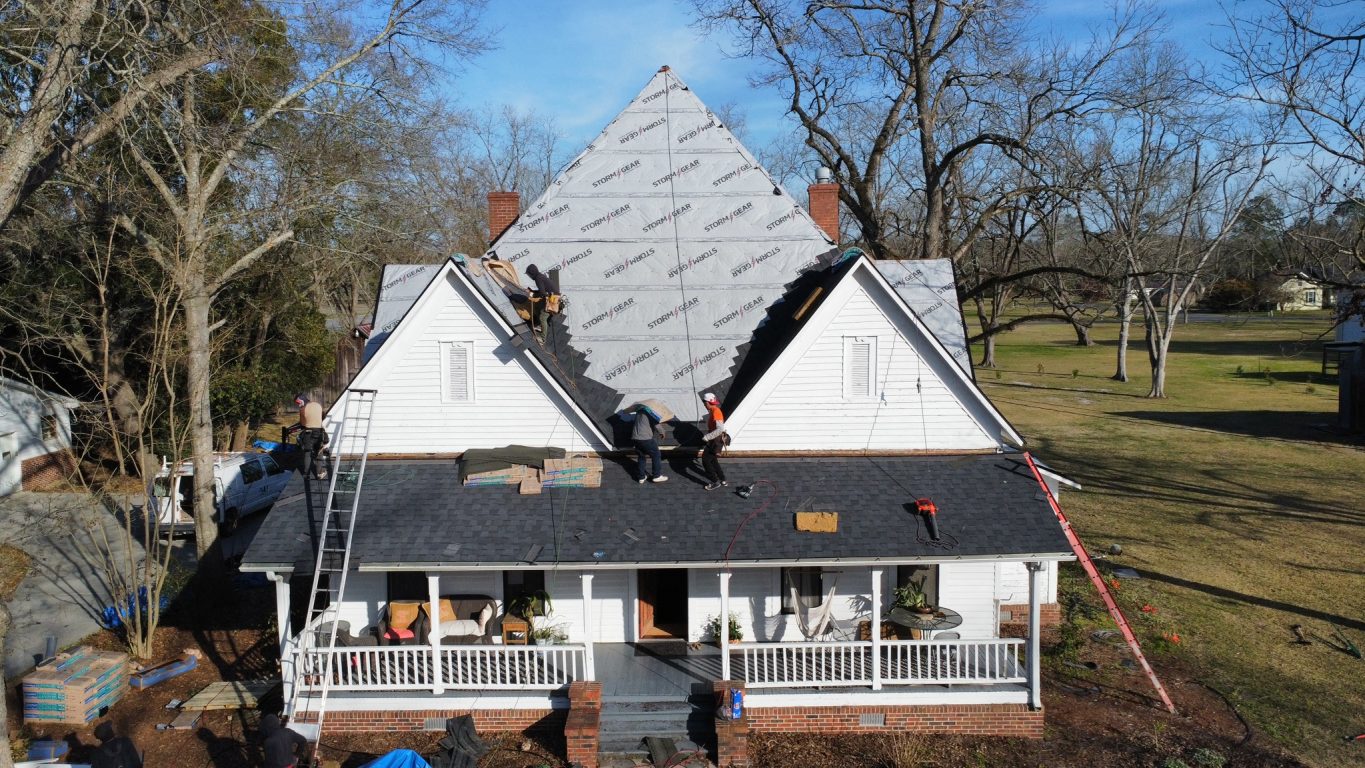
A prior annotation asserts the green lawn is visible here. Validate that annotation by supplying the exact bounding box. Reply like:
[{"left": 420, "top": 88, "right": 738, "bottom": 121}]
[{"left": 979, "top": 312, "right": 1362, "bottom": 768}]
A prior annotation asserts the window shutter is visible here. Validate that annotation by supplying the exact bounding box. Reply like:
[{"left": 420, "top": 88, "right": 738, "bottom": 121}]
[{"left": 445, "top": 342, "right": 471, "bottom": 402}]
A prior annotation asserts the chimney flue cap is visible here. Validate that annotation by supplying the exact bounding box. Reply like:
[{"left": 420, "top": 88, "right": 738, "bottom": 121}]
[{"left": 816, "top": 166, "right": 833, "bottom": 183}]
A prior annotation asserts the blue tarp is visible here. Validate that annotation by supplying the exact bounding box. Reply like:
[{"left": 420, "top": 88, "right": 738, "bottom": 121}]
[{"left": 361, "top": 750, "right": 433, "bottom": 768}]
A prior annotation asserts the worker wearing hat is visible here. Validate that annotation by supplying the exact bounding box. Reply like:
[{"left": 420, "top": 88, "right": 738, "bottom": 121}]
[{"left": 700, "top": 392, "right": 728, "bottom": 491}]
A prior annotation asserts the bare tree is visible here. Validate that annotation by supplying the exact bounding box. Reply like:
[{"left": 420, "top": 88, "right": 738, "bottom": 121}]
[
  {"left": 1078, "top": 42, "right": 1273, "bottom": 396},
  {"left": 114, "top": 0, "right": 488, "bottom": 559},
  {"left": 1221, "top": 0, "right": 1364, "bottom": 282},
  {"left": 0, "top": 0, "right": 221, "bottom": 230},
  {"left": 694, "top": 0, "right": 1156, "bottom": 264}
]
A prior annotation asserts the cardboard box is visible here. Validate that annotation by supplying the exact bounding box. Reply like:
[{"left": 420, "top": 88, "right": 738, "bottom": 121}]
[{"left": 795, "top": 511, "right": 839, "bottom": 533}]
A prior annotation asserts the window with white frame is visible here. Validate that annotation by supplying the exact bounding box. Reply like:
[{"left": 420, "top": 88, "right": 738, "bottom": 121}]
[
  {"left": 843, "top": 336, "right": 876, "bottom": 399},
  {"left": 1304, "top": 290, "right": 1317, "bottom": 304},
  {"left": 440, "top": 341, "right": 474, "bottom": 402}
]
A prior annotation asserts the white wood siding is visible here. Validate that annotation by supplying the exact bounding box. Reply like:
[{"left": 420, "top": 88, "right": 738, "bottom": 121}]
[
  {"left": 335, "top": 571, "right": 386, "bottom": 632},
  {"left": 349, "top": 271, "right": 602, "bottom": 454},
  {"left": 995, "top": 561, "right": 1059, "bottom": 606},
  {"left": 938, "top": 563, "right": 999, "bottom": 639},
  {"left": 731, "top": 276, "right": 997, "bottom": 451}
]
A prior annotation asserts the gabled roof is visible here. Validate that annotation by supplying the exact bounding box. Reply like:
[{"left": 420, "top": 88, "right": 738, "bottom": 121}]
[
  {"left": 240, "top": 453, "right": 1074, "bottom": 573},
  {"left": 874, "top": 259, "right": 972, "bottom": 374},
  {"left": 341, "top": 257, "right": 612, "bottom": 451},
  {"left": 362, "top": 264, "right": 443, "bottom": 362},
  {"left": 722, "top": 251, "right": 1023, "bottom": 449},
  {"left": 471, "top": 67, "right": 838, "bottom": 425}
]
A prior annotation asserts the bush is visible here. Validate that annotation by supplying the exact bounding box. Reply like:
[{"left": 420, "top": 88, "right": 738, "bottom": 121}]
[
  {"left": 1190, "top": 747, "right": 1227, "bottom": 768},
  {"left": 1203, "top": 278, "right": 1255, "bottom": 311}
]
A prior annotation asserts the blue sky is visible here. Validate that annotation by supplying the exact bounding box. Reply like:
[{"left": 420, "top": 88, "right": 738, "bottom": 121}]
[{"left": 448, "top": 0, "right": 1237, "bottom": 175}]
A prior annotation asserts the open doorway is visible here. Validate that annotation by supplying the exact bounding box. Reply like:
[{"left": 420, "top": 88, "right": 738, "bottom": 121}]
[{"left": 638, "top": 569, "right": 688, "bottom": 639}]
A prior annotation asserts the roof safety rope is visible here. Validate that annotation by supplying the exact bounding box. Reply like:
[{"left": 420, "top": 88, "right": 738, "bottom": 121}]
[{"left": 662, "top": 72, "right": 703, "bottom": 406}]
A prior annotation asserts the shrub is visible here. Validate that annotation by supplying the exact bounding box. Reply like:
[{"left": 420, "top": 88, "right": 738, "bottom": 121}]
[
  {"left": 1190, "top": 747, "right": 1227, "bottom": 768},
  {"left": 1203, "top": 278, "right": 1255, "bottom": 311}
]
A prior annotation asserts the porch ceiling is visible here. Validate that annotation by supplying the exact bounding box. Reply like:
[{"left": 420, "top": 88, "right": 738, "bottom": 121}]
[{"left": 242, "top": 453, "right": 1072, "bottom": 573}]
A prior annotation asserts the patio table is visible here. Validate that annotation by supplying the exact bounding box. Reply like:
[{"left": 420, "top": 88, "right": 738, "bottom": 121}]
[{"left": 886, "top": 606, "right": 963, "bottom": 640}]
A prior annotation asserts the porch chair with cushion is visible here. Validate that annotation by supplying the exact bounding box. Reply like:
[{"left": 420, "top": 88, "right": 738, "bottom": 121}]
[
  {"left": 379, "top": 601, "right": 427, "bottom": 645},
  {"left": 420, "top": 595, "right": 501, "bottom": 645}
]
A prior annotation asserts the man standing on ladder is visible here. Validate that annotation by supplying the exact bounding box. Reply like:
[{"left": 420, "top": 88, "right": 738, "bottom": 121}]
[
  {"left": 284, "top": 394, "right": 329, "bottom": 481},
  {"left": 700, "top": 392, "right": 729, "bottom": 491}
]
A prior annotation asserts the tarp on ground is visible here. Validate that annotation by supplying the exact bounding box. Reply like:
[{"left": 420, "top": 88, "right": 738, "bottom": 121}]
[{"left": 361, "top": 749, "right": 433, "bottom": 768}]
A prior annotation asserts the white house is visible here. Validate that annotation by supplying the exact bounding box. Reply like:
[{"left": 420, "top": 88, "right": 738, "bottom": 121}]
[
  {"left": 241, "top": 67, "right": 1077, "bottom": 757},
  {"left": 0, "top": 376, "right": 79, "bottom": 496}
]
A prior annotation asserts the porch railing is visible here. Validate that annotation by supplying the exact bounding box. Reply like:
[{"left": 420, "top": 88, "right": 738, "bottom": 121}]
[
  {"left": 297, "top": 644, "right": 588, "bottom": 692},
  {"left": 740, "top": 638, "right": 1025, "bottom": 689}
]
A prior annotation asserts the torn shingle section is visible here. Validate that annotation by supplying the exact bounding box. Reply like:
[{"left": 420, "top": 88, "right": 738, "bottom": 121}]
[{"left": 240, "top": 453, "right": 1073, "bottom": 573}]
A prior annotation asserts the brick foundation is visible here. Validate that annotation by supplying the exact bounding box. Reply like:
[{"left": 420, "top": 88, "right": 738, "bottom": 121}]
[
  {"left": 566, "top": 681, "right": 602, "bottom": 768},
  {"left": 999, "top": 602, "right": 1061, "bottom": 638},
  {"left": 312, "top": 708, "right": 562, "bottom": 734},
  {"left": 713, "top": 681, "right": 750, "bottom": 768},
  {"left": 20, "top": 450, "right": 75, "bottom": 491},
  {"left": 745, "top": 703, "right": 1043, "bottom": 739}
]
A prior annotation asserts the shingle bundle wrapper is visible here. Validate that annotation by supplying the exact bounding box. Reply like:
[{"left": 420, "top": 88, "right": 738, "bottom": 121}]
[{"left": 428, "top": 715, "right": 488, "bottom": 768}]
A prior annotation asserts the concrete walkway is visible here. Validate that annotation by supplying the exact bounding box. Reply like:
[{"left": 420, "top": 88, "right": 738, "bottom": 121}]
[{"left": 0, "top": 491, "right": 146, "bottom": 678}]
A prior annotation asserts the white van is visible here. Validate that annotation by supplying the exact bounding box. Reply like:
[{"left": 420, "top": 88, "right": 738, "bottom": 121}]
[{"left": 151, "top": 452, "right": 293, "bottom": 535}]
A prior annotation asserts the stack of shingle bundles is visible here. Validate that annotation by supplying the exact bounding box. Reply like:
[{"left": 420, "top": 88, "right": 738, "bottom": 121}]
[
  {"left": 23, "top": 646, "right": 129, "bottom": 724},
  {"left": 541, "top": 455, "right": 603, "bottom": 488},
  {"left": 462, "top": 464, "right": 535, "bottom": 486}
]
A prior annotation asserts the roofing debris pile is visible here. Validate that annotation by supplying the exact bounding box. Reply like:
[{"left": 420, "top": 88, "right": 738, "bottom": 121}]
[{"left": 460, "top": 445, "right": 601, "bottom": 495}]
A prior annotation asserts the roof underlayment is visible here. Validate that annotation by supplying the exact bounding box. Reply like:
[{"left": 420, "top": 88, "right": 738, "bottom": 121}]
[
  {"left": 358, "top": 68, "right": 976, "bottom": 425},
  {"left": 479, "top": 68, "right": 836, "bottom": 423}
]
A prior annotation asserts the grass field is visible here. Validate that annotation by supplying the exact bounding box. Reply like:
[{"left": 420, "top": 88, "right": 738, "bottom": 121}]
[{"left": 979, "top": 312, "right": 1364, "bottom": 768}]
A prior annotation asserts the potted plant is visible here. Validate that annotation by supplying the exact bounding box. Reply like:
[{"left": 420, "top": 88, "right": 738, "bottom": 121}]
[
  {"left": 508, "top": 589, "right": 553, "bottom": 628},
  {"left": 704, "top": 612, "right": 744, "bottom": 644},
  {"left": 530, "top": 624, "right": 568, "bottom": 646},
  {"left": 892, "top": 576, "right": 933, "bottom": 614}
]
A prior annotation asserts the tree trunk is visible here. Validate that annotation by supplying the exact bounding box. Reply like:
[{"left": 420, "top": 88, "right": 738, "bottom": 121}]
[
  {"left": 1148, "top": 332, "right": 1172, "bottom": 398},
  {"left": 230, "top": 422, "right": 249, "bottom": 451},
  {"left": 1072, "top": 321, "right": 1093, "bottom": 347},
  {"left": 184, "top": 289, "right": 220, "bottom": 558},
  {"left": 980, "top": 333, "right": 997, "bottom": 369},
  {"left": 1113, "top": 285, "right": 1132, "bottom": 382},
  {"left": 0, "top": 601, "right": 12, "bottom": 768}
]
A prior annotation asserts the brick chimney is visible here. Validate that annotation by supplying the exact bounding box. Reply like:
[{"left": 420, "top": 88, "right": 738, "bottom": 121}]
[
  {"left": 807, "top": 167, "right": 839, "bottom": 244},
  {"left": 487, "top": 191, "right": 520, "bottom": 244}
]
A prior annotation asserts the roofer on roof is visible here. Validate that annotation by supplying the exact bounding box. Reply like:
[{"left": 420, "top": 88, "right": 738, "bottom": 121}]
[
  {"left": 525, "top": 264, "right": 560, "bottom": 338},
  {"left": 700, "top": 392, "right": 729, "bottom": 491},
  {"left": 631, "top": 404, "right": 668, "bottom": 484},
  {"left": 284, "top": 394, "right": 329, "bottom": 482}
]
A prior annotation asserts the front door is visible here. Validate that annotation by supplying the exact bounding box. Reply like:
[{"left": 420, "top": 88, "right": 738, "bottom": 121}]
[{"left": 638, "top": 569, "right": 688, "bottom": 639}]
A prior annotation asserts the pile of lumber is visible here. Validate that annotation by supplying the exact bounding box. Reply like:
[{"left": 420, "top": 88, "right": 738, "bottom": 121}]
[
  {"left": 460, "top": 446, "right": 601, "bottom": 495},
  {"left": 23, "top": 646, "right": 129, "bottom": 724}
]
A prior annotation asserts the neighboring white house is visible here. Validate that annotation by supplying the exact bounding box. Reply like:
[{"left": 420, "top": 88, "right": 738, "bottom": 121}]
[
  {"left": 242, "top": 67, "right": 1078, "bottom": 746},
  {"left": 0, "top": 376, "right": 79, "bottom": 496},
  {"left": 1275, "top": 274, "right": 1334, "bottom": 311}
]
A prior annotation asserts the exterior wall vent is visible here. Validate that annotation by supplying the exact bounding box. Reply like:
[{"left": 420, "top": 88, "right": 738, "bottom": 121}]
[{"left": 859, "top": 713, "right": 886, "bottom": 727}]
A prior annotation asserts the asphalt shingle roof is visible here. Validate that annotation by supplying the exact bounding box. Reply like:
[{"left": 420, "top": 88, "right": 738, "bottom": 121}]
[{"left": 241, "top": 453, "right": 1073, "bottom": 573}]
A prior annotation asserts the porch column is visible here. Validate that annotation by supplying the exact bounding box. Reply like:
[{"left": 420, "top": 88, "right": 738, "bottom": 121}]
[
  {"left": 719, "top": 571, "right": 732, "bottom": 681},
  {"left": 1027, "top": 561, "right": 1043, "bottom": 710},
  {"left": 870, "top": 568, "right": 882, "bottom": 691},
  {"left": 428, "top": 573, "right": 443, "bottom": 695},
  {"left": 270, "top": 573, "right": 293, "bottom": 705},
  {"left": 580, "top": 573, "right": 596, "bottom": 680}
]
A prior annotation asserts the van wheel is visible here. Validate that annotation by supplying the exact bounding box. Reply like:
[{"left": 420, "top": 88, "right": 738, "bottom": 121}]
[{"left": 220, "top": 508, "right": 240, "bottom": 535}]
